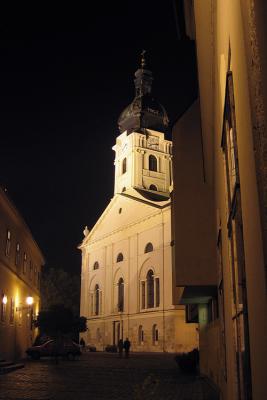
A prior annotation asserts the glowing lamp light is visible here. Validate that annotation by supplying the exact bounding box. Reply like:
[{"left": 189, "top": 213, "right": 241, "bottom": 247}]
[
  {"left": 2, "top": 295, "right": 7, "bottom": 304},
  {"left": 26, "top": 296, "right": 33, "bottom": 306}
]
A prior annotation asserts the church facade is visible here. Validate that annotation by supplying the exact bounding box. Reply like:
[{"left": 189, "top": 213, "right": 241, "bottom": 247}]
[{"left": 79, "top": 56, "right": 198, "bottom": 352}]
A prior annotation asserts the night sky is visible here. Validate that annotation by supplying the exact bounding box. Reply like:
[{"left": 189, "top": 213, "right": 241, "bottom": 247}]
[{"left": 0, "top": 1, "right": 197, "bottom": 275}]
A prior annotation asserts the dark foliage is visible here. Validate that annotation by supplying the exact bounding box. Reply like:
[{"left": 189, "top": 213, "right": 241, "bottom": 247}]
[{"left": 35, "top": 304, "right": 87, "bottom": 336}]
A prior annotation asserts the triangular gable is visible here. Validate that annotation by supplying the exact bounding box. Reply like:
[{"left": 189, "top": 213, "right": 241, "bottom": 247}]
[{"left": 81, "top": 192, "right": 170, "bottom": 246}]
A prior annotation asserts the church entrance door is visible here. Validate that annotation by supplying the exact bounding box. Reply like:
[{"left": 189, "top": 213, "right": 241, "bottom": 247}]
[{"left": 113, "top": 321, "right": 123, "bottom": 345}]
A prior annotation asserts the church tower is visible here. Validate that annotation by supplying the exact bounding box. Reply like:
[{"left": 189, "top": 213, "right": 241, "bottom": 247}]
[
  {"left": 113, "top": 52, "right": 172, "bottom": 197},
  {"left": 79, "top": 53, "right": 198, "bottom": 353}
]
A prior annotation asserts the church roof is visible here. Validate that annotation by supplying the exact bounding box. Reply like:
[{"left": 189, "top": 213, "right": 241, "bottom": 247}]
[{"left": 118, "top": 51, "right": 169, "bottom": 135}]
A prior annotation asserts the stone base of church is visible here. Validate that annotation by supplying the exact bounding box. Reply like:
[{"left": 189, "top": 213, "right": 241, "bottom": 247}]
[{"left": 84, "top": 309, "right": 198, "bottom": 353}]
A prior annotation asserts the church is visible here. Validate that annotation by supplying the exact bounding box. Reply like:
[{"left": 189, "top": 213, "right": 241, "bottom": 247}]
[{"left": 79, "top": 54, "right": 198, "bottom": 352}]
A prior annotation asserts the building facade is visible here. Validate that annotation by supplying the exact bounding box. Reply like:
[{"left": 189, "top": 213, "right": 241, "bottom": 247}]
[
  {"left": 172, "top": 1, "right": 267, "bottom": 399},
  {"left": 0, "top": 187, "right": 44, "bottom": 361},
  {"left": 80, "top": 58, "right": 198, "bottom": 352}
]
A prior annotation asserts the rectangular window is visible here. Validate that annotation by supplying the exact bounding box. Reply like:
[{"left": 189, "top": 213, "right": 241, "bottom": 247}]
[
  {"left": 5, "top": 230, "right": 11, "bottom": 256},
  {"left": 10, "top": 298, "right": 15, "bottom": 324},
  {"left": 15, "top": 243, "right": 20, "bottom": 267},
  {"left": 141, "top": 281, "right": 145, "bottom": 309},
  {"left": 186, "top": 304, "right": 198, "bottom": 323},
  {"left": 23, "top": 253, "right": 27, "bottom": 274},
  {"left": 29, "top": 261, "right": 33, "bottom": 280},
  {"left": 34, "top": 266, "right": 37, "bottom": 284},
  {"left": 155, "top": 278, "right": 160, "bottom": 307}
]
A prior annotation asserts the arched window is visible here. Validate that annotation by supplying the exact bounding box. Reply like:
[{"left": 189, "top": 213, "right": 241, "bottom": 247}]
[
  {"left": 147, "top": 270, "right": 154, "bottom": 308},
  {"left": 117, "top": 253, "right": 123, "bottom": 263},
  {"left": 95, "top": 284, "right": 100, "bottom": 315},
  {"left": 149, "top": 184, "right": 157, "bottom": 191},
  {"left": 144, "top": 242, "right": 153, "bottom": 253},
  {"left": 118, "top": 278, "right": 124, "bottom": 312},
  {"left": 93, "top": 261, "right": 99, "bottom": 270},
  {"left": 152, "top": 324, "right": 159, "bottom": 345},
  {"left": 140, "top": 271, "right": 160, "bottom": 310},
  {"left": 149, "top": 155, "right": 157, "bottom": 171},
  {"left": 138, "top": 325, "right": 144, "bottom": 345},
  {"left": 122, "top": 158, "right": 127, "bottom": 174}
]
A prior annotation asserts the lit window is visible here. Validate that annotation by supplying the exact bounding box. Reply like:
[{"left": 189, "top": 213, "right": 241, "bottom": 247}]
[
  {"left": 149, "top": 155, "right": 157, "bottom": 171},
  {"left": 117, "top": 253, "right": 123, "bottom": 263}
]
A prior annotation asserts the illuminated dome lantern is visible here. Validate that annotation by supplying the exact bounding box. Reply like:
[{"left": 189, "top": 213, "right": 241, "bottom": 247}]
[{"left": 118, "top": 51, "right": 169, "bottom": 135}]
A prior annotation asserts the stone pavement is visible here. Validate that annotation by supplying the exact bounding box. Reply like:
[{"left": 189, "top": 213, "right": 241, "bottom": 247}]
[{"left": 0, "top": 352, "right": 219, "bottom": 400}]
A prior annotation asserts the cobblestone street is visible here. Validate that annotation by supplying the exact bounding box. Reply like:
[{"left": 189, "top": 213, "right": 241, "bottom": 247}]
[{"left": 0, "top": 352, "right": 219, "bottom": 400}]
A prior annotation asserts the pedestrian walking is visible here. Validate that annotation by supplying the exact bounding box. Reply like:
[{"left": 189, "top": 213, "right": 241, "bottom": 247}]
[
  {"left": 123, "top": 338, "right": 131, "bottom": 358},
  {"left": 118, "top": 339, "right": 124, "bottom": 358}
]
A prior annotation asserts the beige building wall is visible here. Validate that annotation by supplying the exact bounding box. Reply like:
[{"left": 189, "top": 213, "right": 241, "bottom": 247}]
[
  {"left": 0, "top": 188, "right": 44, "bottom": 361},
  {"left": 172, "top": 1, "right": 267, "bottom": 399}
]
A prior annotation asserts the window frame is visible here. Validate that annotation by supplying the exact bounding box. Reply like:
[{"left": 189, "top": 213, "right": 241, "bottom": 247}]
[
  {"left": 122, "top": 157, "right": 127, "bottom": 174},
  {"left": 149, "top": 155, "right": 157, "bottom": 172},
  {"left": 116, "top": 253, "right": 124, "bottom": 263}
]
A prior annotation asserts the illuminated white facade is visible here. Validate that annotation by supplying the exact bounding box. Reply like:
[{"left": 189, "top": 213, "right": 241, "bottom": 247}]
[
  {"left": 80, "top": 60, "right": 198, "bottom": 352},
  {"left": 79, "top": 56, "right": 198, "bottom": 351}
]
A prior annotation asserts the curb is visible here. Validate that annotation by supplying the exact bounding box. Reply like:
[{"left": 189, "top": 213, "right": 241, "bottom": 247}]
[{"left": 0, "top": 363, "right": 24, "bottom": 375}]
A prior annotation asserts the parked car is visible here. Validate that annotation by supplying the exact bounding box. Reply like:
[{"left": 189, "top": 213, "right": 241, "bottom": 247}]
[
  {"left": 26, "top": 338, "right": 81, "bottom": 360},
  {"left": 86, "top": 344, "right": 97, "bottom": 352}
]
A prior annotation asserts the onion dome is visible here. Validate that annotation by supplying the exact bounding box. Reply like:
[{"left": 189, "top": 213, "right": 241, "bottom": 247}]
[{"left": 118, "top": 51, "right": 169, "bottom": 134}]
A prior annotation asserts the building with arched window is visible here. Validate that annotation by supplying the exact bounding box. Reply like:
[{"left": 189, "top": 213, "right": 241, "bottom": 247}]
[{"left": 79, "top": 56, "right": 198, "bottom": 352}]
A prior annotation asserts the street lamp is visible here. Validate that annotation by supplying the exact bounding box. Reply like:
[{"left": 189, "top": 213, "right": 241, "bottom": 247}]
[{"left": 26, "top": 296, "right": 33, "bottom": 306}]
